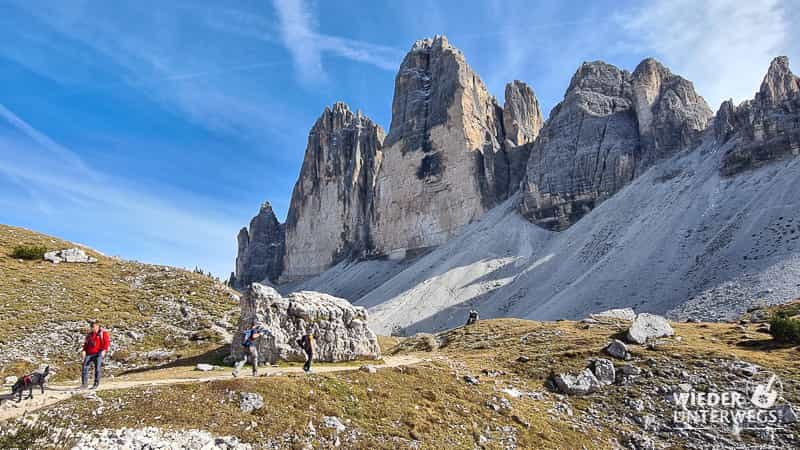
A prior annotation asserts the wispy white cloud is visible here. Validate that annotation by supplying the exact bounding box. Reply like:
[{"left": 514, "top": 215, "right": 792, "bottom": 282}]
[
  {"left": 617, "top": 0, "right": 795, "bottom": 110},
  {"left": 0, "top": 103, "right": 240, "bottom": 277},
  {"left": 270, "top": 0, "right": 402, "bottom": 83},
  {"left": 2, "top": 2, "right": 303, "bottom": 145},
  {"left": 273, "top": 0, "right": 326, "bottom": 83}
]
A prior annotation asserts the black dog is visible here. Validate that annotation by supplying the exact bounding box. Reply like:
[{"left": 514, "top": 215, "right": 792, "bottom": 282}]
[{"left": 4, "top": 366, "right": 50, "bottom": 403}]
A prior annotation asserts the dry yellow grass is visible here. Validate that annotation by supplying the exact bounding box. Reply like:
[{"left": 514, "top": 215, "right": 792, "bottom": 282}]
[{"left": 0, "top": 224, "right": 239, "bottom": 381}]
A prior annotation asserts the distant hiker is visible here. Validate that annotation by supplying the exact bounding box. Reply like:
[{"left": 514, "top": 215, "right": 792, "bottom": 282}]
[
  {"left": 233, "top": 323, "right": 268, "bottom": 377},
  {"left": 81, "top": 320, "right": 110, "bottom": 389},
  {"left": 297, "top": 333, "right": 315, "bottom": 373},
  {"left": 466, "top": 310, "right": 479, "bottom": 326}
]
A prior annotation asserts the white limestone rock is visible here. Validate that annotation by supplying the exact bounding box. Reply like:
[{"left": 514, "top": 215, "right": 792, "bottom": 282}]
[
  {"left": 626, "top": 313, "right": 675, "bottom": 345},
  {"left": 43, "top": 248, "right": 97, "bottom": 264},
  {"left": 553, "top": 368, "right": 601, "bottom": 396},
  {"left": 230, "top": 283, "right": 381, "bottom": 364}
]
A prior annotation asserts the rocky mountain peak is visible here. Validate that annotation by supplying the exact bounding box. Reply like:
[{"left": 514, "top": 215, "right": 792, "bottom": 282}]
[
  {"left": 503, "top": 80, "right": 543, "bottom": 146},
  {"left": 566, "top": 61, "right": 630, "bottom": 98},
  {"left": 410, "top": 34, "right": 456, "bottom": 54},
  {"left": 281, "top": 102, "right": 384, "bottom": 281},
  {"left": 372, "top": 36, "right": 526, "bottom": 256},
  {"left": 233, "top": 202, "right": 285, "bottom": 288},
  {"left": 384, "top": 34, "right": 467, "bottom": 151},
  {"left": 521, "top": 57, "right": 711, "bottom": 230},
  {"left": 758, "top": 56, "right": 799, "bottom": 105},
  {"left": 720, "top": 56, "right": 800, "bottom": 175}
]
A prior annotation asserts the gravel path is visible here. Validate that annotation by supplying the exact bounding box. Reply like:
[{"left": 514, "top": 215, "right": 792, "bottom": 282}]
[{"left": 0, "top": 355, "right": 422, "bottom": 422}]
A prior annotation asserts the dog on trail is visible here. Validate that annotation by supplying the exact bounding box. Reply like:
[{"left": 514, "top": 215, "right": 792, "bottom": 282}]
[{"left": 2, "top": 366, "right": 50, "bottom": 404}]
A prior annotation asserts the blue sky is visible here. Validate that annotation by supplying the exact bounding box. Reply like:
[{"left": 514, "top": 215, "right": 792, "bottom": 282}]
[{"left": 1, "top": 0, "right": 797, "bottom": 277}]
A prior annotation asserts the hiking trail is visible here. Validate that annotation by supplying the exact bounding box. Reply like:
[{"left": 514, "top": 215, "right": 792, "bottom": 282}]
[{"left": 0, "top": 355, "right": 422, "bottom": 422}]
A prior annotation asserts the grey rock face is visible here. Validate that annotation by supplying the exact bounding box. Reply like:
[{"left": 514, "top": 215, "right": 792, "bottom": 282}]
[
  {"left": 503, "top": 80, "right": 543, "bottom": 147},
  {"left": 626, "top": 313, "right": 674, "bottom": 345},
  {"left": 233, "top": 202, "right": 285, "bottom": 288},
  {"left": 235, "top": 36, "right": 542, "bottom": 280},
  {"left": 43, "top": 248, "right": 97, "bottom": 264},
  {"left": 282, "top": 102, "right": 384, "bottom": 281},
  {"left": 372, "top": 36, "right": 540, "bottom": 256},
  {"left": 230, "top": 283, "right": 381, "bottom": 363},
  {"left": 503, "top": 80, "right": 542, "bottom": 193},
  {"left": 719, "top": 56, "right": 800, "bottom": 176},
  {"left": 520, "top": 58, "right": 711, "bottom": 230}
]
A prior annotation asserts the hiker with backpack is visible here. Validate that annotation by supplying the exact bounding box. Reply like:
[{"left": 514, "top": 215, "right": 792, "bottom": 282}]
[
  {"left": 297, "top": 332, "right": 315, "bottom": 373},
  {"left": 233, "top": 322, "right": 268, "bottom": 377},
  {"left": 80, "top": 319, "right": 110, "bottom": 389}
]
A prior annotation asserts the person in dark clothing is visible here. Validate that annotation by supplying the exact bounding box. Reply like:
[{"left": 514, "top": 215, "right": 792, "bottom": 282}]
[
  {"left": 80, "top": 320, "right": 110, "bottom": 389},
  {"left": 466, "top": 310, "right": 479, "bottom": 326},
  {"left": 297, "top": 333, "right": 315, "bottom": 373},
  {"left": 233, "top": 323, "right": 268, "bottom": 377}
]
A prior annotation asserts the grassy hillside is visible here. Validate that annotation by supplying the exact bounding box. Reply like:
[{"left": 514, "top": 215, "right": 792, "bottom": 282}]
[
  {"left": 0, "top": 224, "right": 239, "bottom": 380},
  {"left": 6, "top": 318, "right": 799, "bottom": 448}
]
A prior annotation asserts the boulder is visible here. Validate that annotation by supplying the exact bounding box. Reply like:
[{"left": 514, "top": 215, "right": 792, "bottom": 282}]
[
  {"left": 359, "top": 365, "right": 377, "bottom": 374},
  {"left": 195, "top": 364, "right": 214, "bottom": 372},
  {"left": 44, "top": 248, "right": 97, "bottom": 264},
  {"left": 230, "top": 283, "right": 381, "bottom": 364},
  {"left": 553, "top": 368, "right": 601, "bottom": 395},
  {"left": 605, "top": 339, "right": 631, "bottom": 360},
  {"left": 323, "top": 416, "right": 346, "bottom": 433},
  {"left": 621, "top": 364, "right": 642, "bottom": 377},
  {"left": 591, "top": 358, "right": 616, "bottom": 385},
  {"left": 4, "top": 375, "right": 18, "bottom": 385},
  {"left": 239, "top": 392, "right": 264, "bottom": 413},
  {"left": 626, "top": 313, "right": 675, "bottom": 345}
]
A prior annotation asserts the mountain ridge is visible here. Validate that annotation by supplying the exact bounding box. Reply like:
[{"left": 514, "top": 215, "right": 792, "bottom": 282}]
[{"left": 233, "top": 36, "right": 800, "bottom": 334}]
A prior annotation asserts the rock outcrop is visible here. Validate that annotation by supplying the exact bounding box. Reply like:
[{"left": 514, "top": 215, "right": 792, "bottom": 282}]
[
  {"left": 43, "top": 248, "right": 97, "bottom": 264},
  {"left": 231, "top": 283, "right": 381, "bottom": 363},
  {"left": 371, "top": 36, "right": 541, "bottom": 256},
  {"left": 282, "top": 103, "right": 384, "bottom": 281},
  {"left": 520, "top": 58, "right": 712, "bottom": 230},
  {"left": 233, "top": 203, "right": 285, "bottom": 288},
  {"left": 503, "top": 80, "right": 542, "bottom": 193},
  {"left": 719, "top": 56, "right": 800, "bottom": 175}
]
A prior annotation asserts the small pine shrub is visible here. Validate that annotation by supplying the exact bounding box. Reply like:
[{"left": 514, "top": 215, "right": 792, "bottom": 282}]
[
  {"left": 10, "top": 244, "right": 47, "bottom": 260},
  {"left": 769, "top": 316, "right": 800, "bottom": 344}
]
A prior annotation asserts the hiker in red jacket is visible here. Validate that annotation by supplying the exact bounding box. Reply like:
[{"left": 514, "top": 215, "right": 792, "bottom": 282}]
[{"left": 80, "top": 320, "right": 110, "bottom": 389}]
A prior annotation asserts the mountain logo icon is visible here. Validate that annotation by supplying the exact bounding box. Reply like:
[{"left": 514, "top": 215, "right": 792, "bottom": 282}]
[{"left": 750, "top": 373, "right": 781, "bottom": 409}]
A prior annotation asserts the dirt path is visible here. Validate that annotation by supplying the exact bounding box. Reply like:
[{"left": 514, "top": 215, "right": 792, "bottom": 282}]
[{"left": 0, "top": 355, "right": 422, "bottom": 422}]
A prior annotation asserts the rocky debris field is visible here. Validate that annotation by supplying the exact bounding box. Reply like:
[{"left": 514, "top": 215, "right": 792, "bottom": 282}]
[{"left": 2, "top": 316, "right": 798, "bottom": 449}]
